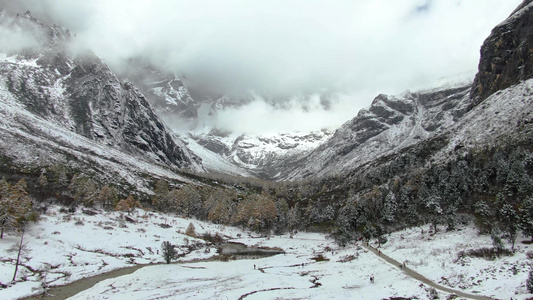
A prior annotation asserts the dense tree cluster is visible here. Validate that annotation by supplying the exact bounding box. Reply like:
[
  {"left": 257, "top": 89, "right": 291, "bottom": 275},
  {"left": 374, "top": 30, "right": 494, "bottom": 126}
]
[
  {"left": 0, "top": 179, "right": 37, "bottom": 238},
  {"left": 126, "top": 142, "right": 533, "bottom": 244},
  {"left": 2, "top": 134, "right": 533, "bottom": 249},
  {"left": 304, "top": 144, "right": 533, "bottom": 245},
  {"left": 149, "top": 180, "right": 282, "bottom": 234}
]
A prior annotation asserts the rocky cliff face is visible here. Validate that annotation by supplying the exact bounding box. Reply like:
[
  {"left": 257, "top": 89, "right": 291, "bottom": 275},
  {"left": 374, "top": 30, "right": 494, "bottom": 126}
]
[
  {"left": 283, "top": 0, "right": 533, "bottom": 181},
  {"left": 120, "top": 63, "right": 199, "bottom": 130},
  {"left": 0, "top": 10, "right": 202, "bottom": 171},
  {"left": 280, "top": 83, "right": 472, "bottom": 180},
  {"left": 471, "top": 0, "right": 533, "bottom": 104}
]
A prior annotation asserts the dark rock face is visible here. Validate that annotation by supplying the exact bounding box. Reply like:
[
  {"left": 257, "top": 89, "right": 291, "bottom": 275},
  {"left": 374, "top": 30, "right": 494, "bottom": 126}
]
[
  {"left": 120, "top": 63, "right": 199, "bottom": 129},
  {"left": 0, "top": 11, "right": 201, "bottom": 170},
  {"left": 281, "top": 85, "right": 471, "bottom": 180},
  {"left": 471, "top": 0, "right": 533, "bottom": 104}
]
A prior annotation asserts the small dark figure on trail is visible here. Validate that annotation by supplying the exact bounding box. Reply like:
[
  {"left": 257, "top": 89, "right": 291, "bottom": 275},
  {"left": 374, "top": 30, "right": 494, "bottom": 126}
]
[
  {"left": 403, "top": 261, "right": 406, "bottom": 268},
  {"left": 254, "top": 264, "right": 256, "bottom": 270},
  {"left": 378, "top": 250, "right": 381, "bottom": 256},
  {"left": 399, "top": 264, "right": 403, "bottom": 269},
  {"left": 370, "top": 275, "right": 374, "bottom": 283}
]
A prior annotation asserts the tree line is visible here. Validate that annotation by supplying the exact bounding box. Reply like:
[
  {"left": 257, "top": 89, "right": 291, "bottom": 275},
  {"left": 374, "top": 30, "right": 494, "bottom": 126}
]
[{"left": 2, "top": 140, "right": 533, "bottom": 248}]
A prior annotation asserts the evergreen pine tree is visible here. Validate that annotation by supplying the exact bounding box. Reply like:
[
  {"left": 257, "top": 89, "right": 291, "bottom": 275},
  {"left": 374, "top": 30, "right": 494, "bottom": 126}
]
[
  {"left": 500, "top": 204, "right": 519, "bottom": 251},
  {"left": 382, "top": 191, "right": 397, "bottom": 223},
  {"left": 185, "top": 222, "right": 196, "bottom": 237},
  {"left": 1, "top": 179, "right": 34, "bottom": 238},
  {"left": 152, "top": 179, "right": 170, "bottom": 210},
  {"left": 425, "top": 195, "right": 443, "bottom": 233},
  {"left": 0, "top": 179, "right": 12, "bottom": 239},
  {"left": 161, "top": 241, "right": 177, "bottom": 264},
  {"left": 520, "top": 196, "right": 533, "bottom": 241}
]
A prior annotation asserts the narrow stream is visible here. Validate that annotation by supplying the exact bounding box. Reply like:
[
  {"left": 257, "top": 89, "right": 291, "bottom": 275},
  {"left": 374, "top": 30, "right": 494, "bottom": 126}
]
[
  {"left": 24, "top": 243, "right": 283, "bottom": 299},
  {"left": 25, "top": 264, "right": 147, "bottom": 300}
]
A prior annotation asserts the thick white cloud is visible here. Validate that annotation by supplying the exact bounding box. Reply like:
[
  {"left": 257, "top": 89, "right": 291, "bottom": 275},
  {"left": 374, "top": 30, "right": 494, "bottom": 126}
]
[
  {"left": 0, "top": 24, "right": 40, "bottom": 53},
  {"left": 3, "top": 0, "right": 524, "bottom": 133}
]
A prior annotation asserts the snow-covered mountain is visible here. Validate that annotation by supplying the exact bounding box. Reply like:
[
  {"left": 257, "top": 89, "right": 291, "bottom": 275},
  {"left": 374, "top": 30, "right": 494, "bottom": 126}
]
[
  {"left": 278, "top": 1, "right": 533, "bottom": 181},
  {"left": 0, "top": 10, "right": 203, "bottom": 193},
  {"left": 120, "top": 64, "right": 333, "bottom": 179},
  {"left": 185, "top": 129, "right": 332, "bottom": 179},
  {"left": 279, "top": 83, "right": 472, "bottom": 180},
  {"left": 120, "top": 61, "right": 199, "bottom": 130}
]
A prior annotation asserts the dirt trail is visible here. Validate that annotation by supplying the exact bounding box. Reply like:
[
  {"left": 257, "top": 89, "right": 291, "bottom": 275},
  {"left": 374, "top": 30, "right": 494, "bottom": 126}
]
[{"left": 362, "top": 244, "right": 493, "bottom": 300}]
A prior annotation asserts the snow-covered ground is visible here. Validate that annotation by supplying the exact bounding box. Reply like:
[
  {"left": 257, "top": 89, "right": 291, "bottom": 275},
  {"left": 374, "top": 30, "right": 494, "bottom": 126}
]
[
  {"left": 0, "top": 206, "right": 532, "bottom": 299},
  {"left": 380, "top": 225, "right": 533, "bottom": 299}
]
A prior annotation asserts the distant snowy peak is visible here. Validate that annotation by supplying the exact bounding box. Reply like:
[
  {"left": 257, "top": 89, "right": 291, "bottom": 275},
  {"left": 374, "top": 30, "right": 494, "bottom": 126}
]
[
  {"left": 0, "top": 9, "right": 72, "bottom": 50},
  {"left": 121, "top": 63, "right": 199, "bottom": 129},
  {"left": 187, "top": 129, "right": 332, "bottom": 179}
]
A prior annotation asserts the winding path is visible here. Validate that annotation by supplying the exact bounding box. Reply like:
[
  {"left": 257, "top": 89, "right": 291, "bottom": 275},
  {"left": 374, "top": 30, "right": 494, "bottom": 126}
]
[{"left": 362, "top": 244, "right": 493, "bottom": 300}]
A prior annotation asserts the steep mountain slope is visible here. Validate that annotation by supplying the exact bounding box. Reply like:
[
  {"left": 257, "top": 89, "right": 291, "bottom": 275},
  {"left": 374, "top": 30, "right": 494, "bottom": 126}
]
[
  {"left": 280, "top": 83, "right": 472, "bottom": 180},
  {"left": 269, "top": 0, "right": 533, "bottom": 245},
  {"left": 471, "top": 0, "right": 533, "bottom": 104},
  {"left": 121, "top": 64, "right": 334, "bottom": 179},
  {"left": 121, "top": 62, "right": 199, "bottom": 130},
  {"left": 281, "top": 1, "right": 533, "bottom": 182},
  {"left": 0, "top": 10, "right": 201, "bottom": 171},
  {"left": 0, "top": 10, "right": 205, "bottom": 198}
]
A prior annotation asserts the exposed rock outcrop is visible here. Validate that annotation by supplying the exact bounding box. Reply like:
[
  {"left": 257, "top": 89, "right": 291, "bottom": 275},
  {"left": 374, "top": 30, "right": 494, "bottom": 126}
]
[
  {"left": 471, "top": 0, "right": 533, "bottom": 104},
  {"left": 0, "top": 10, "right": 202, "bottom": 170}
]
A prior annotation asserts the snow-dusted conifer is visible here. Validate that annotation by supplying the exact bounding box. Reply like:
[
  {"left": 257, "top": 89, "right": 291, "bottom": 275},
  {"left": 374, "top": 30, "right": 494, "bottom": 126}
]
[
  {"left": 152, "top": 179, "right": 170, "bottom": 210},
  {"left": 161, "top": 241, "right": 177, "bottom": 264},
  {"left": 425, "top": 194, "right": 443, "bottom": 233},
  {"left": 499, "top": 204, "right": 518, "bottom": 251},
  {"left": 185, "top": 222, "right": 196, "bottom": 237},
  {"left": 520, "top": 196, "right": 533, "bottom": 241},
  {"left": 382, "top": 191, "right": 397, "bottom": 223},
  {"left": 1, "top": 179, "right": 34, "bottom": 238}
]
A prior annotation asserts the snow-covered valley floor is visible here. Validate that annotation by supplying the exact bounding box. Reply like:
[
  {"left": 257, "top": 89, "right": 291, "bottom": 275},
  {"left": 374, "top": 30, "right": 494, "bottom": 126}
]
[{"left": 1, "top": 206, "right": 532, "bottom": 299}]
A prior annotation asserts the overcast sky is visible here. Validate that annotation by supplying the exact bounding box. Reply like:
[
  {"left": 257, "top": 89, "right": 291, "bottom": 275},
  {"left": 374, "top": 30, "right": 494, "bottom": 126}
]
[{"left": 1, "top": 0, "right": 524, "bottom": 134}]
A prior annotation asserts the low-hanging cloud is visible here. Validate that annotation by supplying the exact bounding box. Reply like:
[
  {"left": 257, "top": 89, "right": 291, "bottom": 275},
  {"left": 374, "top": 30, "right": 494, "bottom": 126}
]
[
  {"left": 210, "top": 92, "right": 371, "bottom": 135},
  {"left": 0, "top": 24, "right": 40, "bottom": 54},
  {"left": 1, "top": 0, "right": 524, "bottom": 133}
]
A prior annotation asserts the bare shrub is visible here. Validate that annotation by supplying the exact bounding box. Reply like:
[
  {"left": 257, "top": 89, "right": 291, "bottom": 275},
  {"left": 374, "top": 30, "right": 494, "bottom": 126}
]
[
  {"left": 455, "top": 247, "right": 513, "bottom": 261},
  {"left": 311, "top": 254, "right": 329, "bottom": 262}
]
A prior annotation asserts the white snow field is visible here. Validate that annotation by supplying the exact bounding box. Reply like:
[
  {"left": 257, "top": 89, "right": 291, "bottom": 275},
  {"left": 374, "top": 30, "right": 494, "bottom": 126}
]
[{"left": 0, "top": 206, "right": 532, "bottom": 299}]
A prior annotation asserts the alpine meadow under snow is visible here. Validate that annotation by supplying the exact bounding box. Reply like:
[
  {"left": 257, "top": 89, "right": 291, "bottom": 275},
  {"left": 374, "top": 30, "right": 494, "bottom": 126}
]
[
  {"left": 2, "top": 0, "right": 533, "bottom": 300},
  {"left": 0, "top": 206, "right": 531, "bottom": 300}
]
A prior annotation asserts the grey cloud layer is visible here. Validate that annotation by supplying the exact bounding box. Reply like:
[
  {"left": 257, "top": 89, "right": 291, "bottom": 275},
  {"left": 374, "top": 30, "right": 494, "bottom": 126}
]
[{"left": 1, "top": 0, "right": 523, "bottom": 132}]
